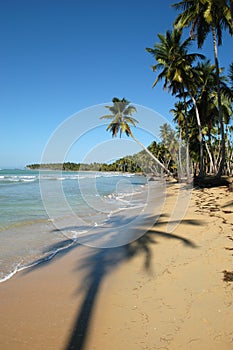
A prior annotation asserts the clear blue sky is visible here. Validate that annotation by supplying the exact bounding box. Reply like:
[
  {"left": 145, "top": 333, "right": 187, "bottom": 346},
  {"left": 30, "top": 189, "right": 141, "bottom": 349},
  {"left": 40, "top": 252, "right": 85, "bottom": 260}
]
[{"left": 1, "top": 0, "right": 232, "bottom": 168}]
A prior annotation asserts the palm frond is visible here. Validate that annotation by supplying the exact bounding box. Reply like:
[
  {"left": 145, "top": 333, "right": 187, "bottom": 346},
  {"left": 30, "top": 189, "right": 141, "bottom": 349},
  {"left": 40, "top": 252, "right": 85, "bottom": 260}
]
[
  {"left": 100, "top": 114, "right": 115, "bottom": 120},
  {"left": 123, "top": 116, "right": 139, "bottom": 126},
  {"left": 123, "top": 106, "right": 137, "bottom": 115}
]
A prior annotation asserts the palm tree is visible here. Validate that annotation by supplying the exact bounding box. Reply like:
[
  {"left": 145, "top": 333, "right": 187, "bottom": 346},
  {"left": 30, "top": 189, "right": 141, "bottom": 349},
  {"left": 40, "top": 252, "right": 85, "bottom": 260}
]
[
  {"left": 146, "top": 29, "right": 204, "bottom": 94},
  {"left": 172, "top": 0, "right": 233, "bottom": 177},
  {"left": 100, "top": 97, "right": 172, "bottom": 175},
  {"left": 170, "top": 101, "right": 187, "bottom": 176},
  {"left": 196, "top": 60, "right": 219, "bottom": 173},
  {"left": 146, "top": 29, "right": 204, "bottom": 177},
  {"left": 159, "top": 123, "right": 179, "bottom": 175},
  {"left": 186, "top": 72, "right": 205, "bottom": 177},
  {"left": 197, "top": 59, "right": 233, "bottom": 167}
]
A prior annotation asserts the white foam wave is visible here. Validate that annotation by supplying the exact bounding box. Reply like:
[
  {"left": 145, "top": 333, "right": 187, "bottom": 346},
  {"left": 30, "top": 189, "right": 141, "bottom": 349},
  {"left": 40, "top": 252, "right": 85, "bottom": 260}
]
[
  {"left": 22, "top": 179, "right": 36, "bottom": 182},
  {"left": 0, "top": 265, "right": 19, "bottom": 283},
  {"left": 69, "top": 230, "right": 88, "bottom": 237},
  {"left": 0, "top": 238, "right": 77, "bottom": 284},
  {"left": 104, "top": 189, "right": 143, "bottom": 203},
  {"left": 0, "top": 175, "right": 38, "bottom": 183}
]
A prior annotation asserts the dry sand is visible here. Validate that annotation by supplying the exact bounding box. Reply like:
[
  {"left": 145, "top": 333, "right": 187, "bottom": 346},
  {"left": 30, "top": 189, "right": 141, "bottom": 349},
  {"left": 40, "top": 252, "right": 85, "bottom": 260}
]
[{"left": 0, "top": 183, "right": 232, "bottom": 350}]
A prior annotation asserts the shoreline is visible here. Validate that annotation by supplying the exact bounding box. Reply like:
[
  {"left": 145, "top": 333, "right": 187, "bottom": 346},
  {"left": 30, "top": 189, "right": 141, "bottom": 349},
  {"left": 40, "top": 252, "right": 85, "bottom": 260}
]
[
  {"left": 0, "top": 184, "right": 232, "bottom": 349},
  {"left": 0, "top": 170, "right": 149, "bottom": 284},
  {"left": 0, "top": 237, "right": 77, "bottom": 284}
]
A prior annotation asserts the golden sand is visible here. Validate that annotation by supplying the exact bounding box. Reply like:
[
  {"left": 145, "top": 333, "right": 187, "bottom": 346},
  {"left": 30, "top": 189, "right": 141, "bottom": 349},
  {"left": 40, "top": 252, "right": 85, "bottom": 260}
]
[{"left": 0, "top": 184, "right": 232, "bottom": 350}]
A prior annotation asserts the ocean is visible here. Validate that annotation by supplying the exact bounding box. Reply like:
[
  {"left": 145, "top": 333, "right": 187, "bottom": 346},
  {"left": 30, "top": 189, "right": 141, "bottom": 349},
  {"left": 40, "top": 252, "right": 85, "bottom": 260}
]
[{"left": 0, "top": 169, "right": 165, "bottom": 282}]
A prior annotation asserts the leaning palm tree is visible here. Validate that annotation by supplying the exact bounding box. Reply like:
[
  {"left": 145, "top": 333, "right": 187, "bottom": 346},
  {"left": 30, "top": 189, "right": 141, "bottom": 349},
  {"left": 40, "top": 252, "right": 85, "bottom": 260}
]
[
  {"left": 100, "top": 97, "right": 172, "bottom": 175},
  {"left": 172, "top": 0, "right": 233, "bottom": 177}
]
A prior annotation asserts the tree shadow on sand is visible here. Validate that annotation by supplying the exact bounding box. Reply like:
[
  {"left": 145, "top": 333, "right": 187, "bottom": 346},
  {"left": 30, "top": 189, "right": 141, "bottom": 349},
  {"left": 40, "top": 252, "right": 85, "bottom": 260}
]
[{"left": 24, "top": 214, "right": 201, "bottom": 350}]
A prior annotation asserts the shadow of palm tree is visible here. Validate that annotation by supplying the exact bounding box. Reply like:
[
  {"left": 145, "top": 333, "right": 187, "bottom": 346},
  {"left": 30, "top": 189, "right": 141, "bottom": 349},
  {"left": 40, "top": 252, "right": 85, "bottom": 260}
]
[
  {"left": 24, "top": 214, "right": 200, "bottom": 350},
  {"left": 65, "top": 246, "right": 127, "bottom": 350},
  {"left": 65, "top": 218, "right": 199, "bottom": 350}
]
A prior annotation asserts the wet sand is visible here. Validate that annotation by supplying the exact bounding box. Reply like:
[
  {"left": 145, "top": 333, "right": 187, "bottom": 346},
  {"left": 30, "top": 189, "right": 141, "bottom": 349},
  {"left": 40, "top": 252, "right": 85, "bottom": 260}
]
[{"left": 0, "top": 184, "right": 232, "bottom": 350}]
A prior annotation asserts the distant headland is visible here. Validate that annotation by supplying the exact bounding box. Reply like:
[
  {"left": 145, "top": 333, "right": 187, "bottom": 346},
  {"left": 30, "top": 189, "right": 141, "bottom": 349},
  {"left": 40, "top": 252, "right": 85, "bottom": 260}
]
[
  {"left": 26, "top": 140, "right": 177, "bottom": 175},
  {"left": 26, "top": 160, "right": 142, "bottom": 173}
]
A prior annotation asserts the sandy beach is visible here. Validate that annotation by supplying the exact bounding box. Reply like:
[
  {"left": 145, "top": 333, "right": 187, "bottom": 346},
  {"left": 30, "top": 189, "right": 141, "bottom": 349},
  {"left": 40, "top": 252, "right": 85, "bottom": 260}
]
[{"left": 0, "top": 183, "right": 232, "bottom": 350}]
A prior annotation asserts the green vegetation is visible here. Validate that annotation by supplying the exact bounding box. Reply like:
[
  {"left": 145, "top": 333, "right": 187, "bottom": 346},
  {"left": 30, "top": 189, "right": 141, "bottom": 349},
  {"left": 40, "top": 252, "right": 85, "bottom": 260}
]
[{"left": 145, "top": 0, "right": 233, "bottom": 182}]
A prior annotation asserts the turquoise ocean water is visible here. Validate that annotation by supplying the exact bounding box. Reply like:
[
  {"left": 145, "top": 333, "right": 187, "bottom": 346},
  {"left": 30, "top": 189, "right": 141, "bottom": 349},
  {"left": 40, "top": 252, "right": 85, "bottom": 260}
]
[{"left": 0, "top": 169, "right": 164, "bottom": 282}]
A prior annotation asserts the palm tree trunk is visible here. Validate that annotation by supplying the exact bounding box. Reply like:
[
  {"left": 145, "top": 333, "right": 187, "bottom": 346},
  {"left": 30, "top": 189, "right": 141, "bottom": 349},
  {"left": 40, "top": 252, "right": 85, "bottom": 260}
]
[
  {"left": 185, "top": 117, "right": 190, "bottom": 178},
  {"left": 178, "top": 128, "right": 184, "bottom": 177},
  {"left": 207, "top": 125, "right": 217, "bottom": 174},
  {"left": 216, "top": 136, "right": 222, "bottom": 170},
  {"left": 190, "top": 95, "right": 204, "bottom": 177},
  {"left": 205, "top": 142, "right": 214, "bottom": 174},
  {"left": 230, "top": 150, "right": 233, "bottom": 176},
  {"left": 225, "top": 127, "right": 231, "bottom": 176},
  {"left": 211, "top": 25, "right": 225, "bottom": 178},
  {"left": 183, "top": 93, "right": 190, "bottom": 179},
  {"left": 130, "top": 132, "right": 173, "bottom": 176}
]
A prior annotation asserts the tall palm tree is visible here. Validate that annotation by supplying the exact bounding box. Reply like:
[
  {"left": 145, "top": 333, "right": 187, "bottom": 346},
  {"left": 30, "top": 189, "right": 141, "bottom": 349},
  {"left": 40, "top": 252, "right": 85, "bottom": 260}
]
[
  {"left": 172, "top": 0, "right": 233, "bottom": 177},
  {"left": 170, "top": 101, "right": 187, "bottom": 176},
  {"left": 159, "top": 123, "right": 179, "bottom": 172},
  {"left": 200, "top": 60, "right": 233, "bottom": 172},
  {"left": 100, "top": 97, "right": 172, "bottom": 175},
  {"left": 146, "top": 29, "right": 204, "bottom": 177},
  {"left": 196, "top": 60, "right": 219, "bottom": 173},
  {"left": 186, "top": 71, "right": 205, "bottom": 177}
]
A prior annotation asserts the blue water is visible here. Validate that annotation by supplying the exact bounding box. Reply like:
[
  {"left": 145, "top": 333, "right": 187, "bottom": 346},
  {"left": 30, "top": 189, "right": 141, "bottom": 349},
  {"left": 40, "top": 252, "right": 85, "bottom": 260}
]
[{"left": 0, "top": 169, "right": 165, "bottom": 282}]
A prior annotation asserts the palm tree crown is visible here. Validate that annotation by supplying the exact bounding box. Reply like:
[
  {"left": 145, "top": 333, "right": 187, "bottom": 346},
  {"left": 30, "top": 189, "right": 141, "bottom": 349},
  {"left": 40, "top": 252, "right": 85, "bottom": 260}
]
[
  {"left": 100, "top": 97, "right": 138, "bottom": 138},
  {"left": 172, "top": 0, "right": 233, "bottom": 47},
  {"left": 146, "top": 29, "right": 204, "bottom": 95}
]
